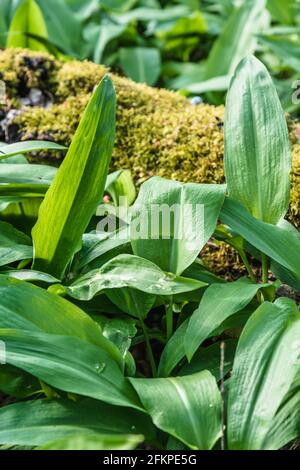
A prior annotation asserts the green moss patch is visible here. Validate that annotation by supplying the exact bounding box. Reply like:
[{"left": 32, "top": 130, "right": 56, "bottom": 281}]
[{"left": 1, "top": 48, "right": 300, "bottom": 233}]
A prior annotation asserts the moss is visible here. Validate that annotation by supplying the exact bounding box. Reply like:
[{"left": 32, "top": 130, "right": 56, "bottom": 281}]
[
  {"left": 15, "top": 95, "right": 90, "bottom": 163},
  {"left": 0, "top": 48, "right": 58, "bottom": 98},
  {"left": 289, "top": 141, "right": 300, "bottom": 228},
  {"left": 56, "top": 60, "right": 107, "bottom": 99},
  {"left": 201, "top": 243, "right": 246, "bottom": 280},
  {"left": 1, "top": 47, "right": 300, "bottom": 231}
]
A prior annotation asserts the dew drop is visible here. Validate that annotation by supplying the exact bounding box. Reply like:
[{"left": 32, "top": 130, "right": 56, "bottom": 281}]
[{"left": 95, "top": 362, "right": 106, "bottom": 374}]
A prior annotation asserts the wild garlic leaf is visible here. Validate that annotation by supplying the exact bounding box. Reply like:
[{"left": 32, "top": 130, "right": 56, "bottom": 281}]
[
  {"left": 0, "top": 274, "right": 122, "bottom": 364},
  {"left": 185, "top": 278, "right": 268, "bottom": 361},
  {"left": 0, "top": 398, "right": 154, "bottom": 447},
  {"left": 0, "top": 141, "right": 66, "bottom": 161},
  {"left": 0, "top": 328, "right": 141, "bottom": 410},
  {"left": 224, "top": 56, "right": 291, "bottom": 224},
  {"left": 32, "top": 76, "right": 116, "bottom": 279},
  {"left": 6, "top": 0, "right": 48, "bottom": 51},
  {"left": 0, "top": 221, "right": 32, "bottom": 266},
  {"left": 227, "top": 298, "right": 300, "bottom": 449},
  {"left": 64, "top": 254, "right": 206, "bottom": 301},
  {"left": 130, "top": 371, "right": 222, "bottom": 450},
  {"left": 221, "top": 197, "right": 300, "bottom": 280},
  {"left": 130, "top": 177, "right": 226, "bottom": 275}
]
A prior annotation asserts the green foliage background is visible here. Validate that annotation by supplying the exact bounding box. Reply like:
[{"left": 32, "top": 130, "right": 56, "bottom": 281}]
[{"left": 2, "top": 0, "right": 300, "bottom": 113}]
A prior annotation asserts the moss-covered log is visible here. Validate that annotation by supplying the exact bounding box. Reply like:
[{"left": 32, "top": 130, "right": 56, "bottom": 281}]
[{"left": 0, "top": 48, "right": 300, "bottom": 276}]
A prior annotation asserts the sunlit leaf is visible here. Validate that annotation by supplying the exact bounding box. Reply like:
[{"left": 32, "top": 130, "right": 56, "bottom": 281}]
[
  {"left": 32, "top": 76, "right": 116, "bottom": 279},
  {"left": 7, "top": 0, "right": 48, "bottom": 51},
  {"left": 131, "top": 371, "right": 222, "bottom": 450}
]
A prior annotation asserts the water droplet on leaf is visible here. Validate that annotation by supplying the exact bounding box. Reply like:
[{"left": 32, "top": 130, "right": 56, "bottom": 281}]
[{"left": 95, "top": 362, "right": 106, "bottom": 373}]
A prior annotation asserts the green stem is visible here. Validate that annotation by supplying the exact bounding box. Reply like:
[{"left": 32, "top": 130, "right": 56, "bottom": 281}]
[
  {"left": 261, "top": 253, "right": 269, "bottom": 284},
  {"left": 220, "top": 341, "right": 226, "bottom": 451},
  {"left": 166, "top": 298, "right": 173, "bottom": 341},
  {"left": 140, "top": 318, "right": 157, "bottom": 377},
  {"left": 239, "top": 249, "right": 256, "bottom": 283}
]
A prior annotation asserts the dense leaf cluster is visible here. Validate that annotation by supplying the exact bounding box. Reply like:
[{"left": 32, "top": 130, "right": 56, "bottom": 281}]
[{"left": 0, "top": 56, "right": 300, "bottom": 450}]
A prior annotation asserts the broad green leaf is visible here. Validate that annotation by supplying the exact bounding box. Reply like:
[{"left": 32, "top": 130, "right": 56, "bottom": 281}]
[
  {"left": 105, "top": 169, "right": 136, "bottom": 207},
  {"left": 38, "top": 433, "right": 143, "bottom": 450},
  {"left": 166, "top": 435, "right": 188, "bottom": 451},
  {"left": 0, "top": 220, "right": 32, "bottom": 245},
  {"left": 21, "top": 31, "right": 71, "bottom": 59},
  {"left": 0, "top": 398, "right": 154, "bottom": 446},
  {"left": 0, "top": 200, "right": 23, "bottom": 214},
  {"left": 0, "top": 197, "right": 43, "bottom": 233},
  {"left": 185, "top": 278, "right": 267, "bottom": 361},
  {"left": 0, "top": 3, "right": 9, "bottom": 47},
  {"left": 68, "top": 0, "right": 100, "bottom": 20},
  {"left": 0, "top": 275, "right": 122, "bottom": 364},
  {"left": 104, "top": 170, "right": 124, "bottom": 192},
  {"left": 220, "top": 197, "right": 300, "bottom": 280},
  {"left": 93, "top": 21, "right": 125, "bottom": 64},
  {"left": 32, "top": 76, "right": 116, "bottom": 279},
  {"left": 211, "top": 310, "right": 252, "bottom": 338},
  {"left": 269, "top": 219, "right": 300, "bottom": 291},
  {"left": 101, "top": 0, "right": 137, "bottom": 12},
  {"left": 267, "top": 0, "right": 295, "bottom": 24},
  {"left": 0, "top": 328, "right": 141, "bottom": 410},
  {"left": 119, "top": 47, "right": 161, "bottom": 85},
  {"left": 158, "top": 300, "right": 251, "bottom": 378},
  {"left": 0, "top": 163, "right": 56, "bottom": 185},
  {"left": 64, "top": 254, "right": 206, "bottom": 301},
  {"left": 130, "top": 371, "right": 222, "bottom": 450},
  {"left": 0, "top": 141, "right": 66, "bottom": 161},
  {"left": 74, "top": 293, "right": 125, "bottom": 316},
  {"left": 270, "top": 261, "right": 300, "bottom": 292},
  {"left": 179, "top": 340, "right": 236, "bottom": 380},
  {"left": 258, "top": 36, "right": 300, "bottom": 72},
  {"left": 275, "top": 75, "right": 300, "bottom": 114},
  {"left": 6, "top": 0, "right": 48, "bottom": 51},
  {"left": 185, "top": 75, "right": 230, "bottom": 94},
  {"left": 0, "top": 183, "right": 48, "bottom": 198},
  {"left": 0, "top": 269, "right": 58, "bottom": 284},
  {"left": 36, "top": 0, "right": 84, "bottom": 56},
  {"left": 0, "top": 155, "right": 27, "bottom": 165},
  {"left": 105, "top": 287, "right": 156, "bottom": 319},
  {"left": 157, "top": 10, "right": 207, "bottom": 39},
  {"left": 165, "top": 61, "right": 205, "bottom": 90},
  {"left": 182, "top": 259, "right": 225, "bottom": 285},
  {"left": 95, "top": 316, "right": 137, "bottom": 359},
  {"left": 262, "top": 389, "right": 300, "bottom": 449},
  {"left": 0, "top": 221, "right": 32, "bottom": 266},
  {"left": 71, "top": 226, "right": 131, "bottom": 273},
  {"left": 204, "top": 0, "right": 266, "bottom": 102},
  {"left": 158, "top": 319, "right": 188, "bottom": 378},
  {"left": 131, "top": 177, "right": 226, "bottom": 275},
  {"left": 114, "top": 6, "right": 189, "bottom": 24},
  {"left": 224, "top": 56, "right": 291, "bottom": 224},
  {"left": 227, "top": 298, "right": 300, "bottom": 449}
]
